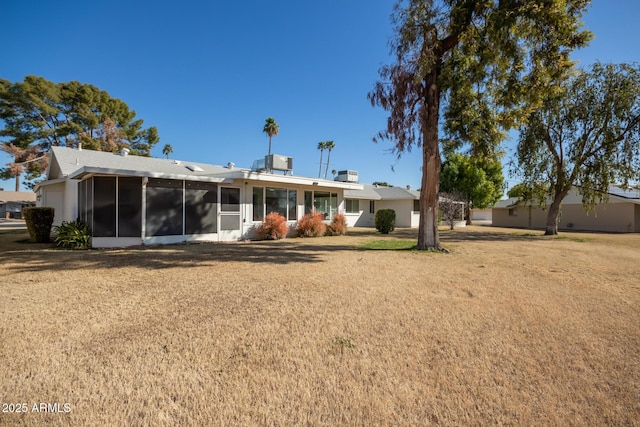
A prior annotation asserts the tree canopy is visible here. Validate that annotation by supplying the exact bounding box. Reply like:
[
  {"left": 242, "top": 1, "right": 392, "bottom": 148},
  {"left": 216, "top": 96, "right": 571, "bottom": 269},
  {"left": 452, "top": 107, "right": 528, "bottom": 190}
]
[
  {"left": 0, "top": 76, "right": 159, "bottom": 188},
  {"left": 440, "top": 152, "right": 503, "bottom": 223},
  {"left": 368, "top": 0, "right": 591, "bottom": 250},
  {"left": 513, "top": 62, "right": 640, "bottom": 235}
]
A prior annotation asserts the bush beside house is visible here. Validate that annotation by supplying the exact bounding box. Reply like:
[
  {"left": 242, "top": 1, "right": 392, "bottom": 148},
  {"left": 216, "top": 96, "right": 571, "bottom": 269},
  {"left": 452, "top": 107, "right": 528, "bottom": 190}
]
[{"left": 22, "top": 207, "right": 55, "bottom": 243}]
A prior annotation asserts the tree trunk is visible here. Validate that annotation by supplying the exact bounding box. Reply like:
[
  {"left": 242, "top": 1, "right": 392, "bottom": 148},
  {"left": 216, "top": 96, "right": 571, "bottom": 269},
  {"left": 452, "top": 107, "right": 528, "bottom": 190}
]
[
  {"left": 544, "top": 191, "right": 567, "bottom": 235},
  {"left": 417, "top": 67, "right": 442, "bottom": 251},
  {"left": 465, "top": 202, "right": 472, "bottom": 226},
  {"left": 318, "top": 151, "right": 323, "bottom": 178},
  {"left": 324, "top": 150, "right": 331, "bottom": 179}
]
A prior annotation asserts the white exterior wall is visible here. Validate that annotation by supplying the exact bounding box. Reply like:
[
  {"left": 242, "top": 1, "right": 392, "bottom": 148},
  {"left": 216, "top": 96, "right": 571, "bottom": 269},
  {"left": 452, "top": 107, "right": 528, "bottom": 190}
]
[
  {"left": 377, "top": 200, "right": 414, "bottom": 228},
  {"left": 37, "top": 182, "right": 67, "bottom": 226},
  {"left": 240, "top": 182, "right": 345, "bottom": 240}
]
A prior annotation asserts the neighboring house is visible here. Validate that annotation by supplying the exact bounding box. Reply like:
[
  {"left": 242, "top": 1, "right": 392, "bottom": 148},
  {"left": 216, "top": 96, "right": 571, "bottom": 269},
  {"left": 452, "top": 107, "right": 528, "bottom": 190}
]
[
  {"left": 492, "top": 187, "right": 640, "bottom": 232},
  {"left": 35, "top": 146, "right": 362, "bottom": 247},
  {"left": 343, "top": 184, "right": 465, "bottom": 228},
  {"left": 0, "top": 191, "right": 36, "bottom": 219},
  {"left": 470, "top": 208, "right": 492, "bottom": 223}
]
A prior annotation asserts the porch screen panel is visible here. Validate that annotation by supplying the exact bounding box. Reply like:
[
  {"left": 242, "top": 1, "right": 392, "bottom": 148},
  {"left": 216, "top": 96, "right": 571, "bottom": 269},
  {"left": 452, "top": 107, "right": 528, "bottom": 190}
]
[
  {"left": 304, "top": 191, "right": 313, "bottom": 215},
  {"left": 93, "top": 177, "right": 116, "bottom": 237},
  {"left": 118, "top": 177, "right": 142, "bottom": 237},
  {"left": 185, "top": 181, "right": 217, "bottom": 234},
  {"left": 146, "top": 178, "right": 183, "bottom": 236},
  {"left": 288, "top": 190, "right": 297, "bottom": 220}
]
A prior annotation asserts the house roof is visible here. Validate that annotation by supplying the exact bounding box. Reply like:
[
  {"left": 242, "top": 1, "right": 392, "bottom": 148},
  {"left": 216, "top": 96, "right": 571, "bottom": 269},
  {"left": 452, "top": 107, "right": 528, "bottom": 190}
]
[
  {"left": 493, "top": 186, "right": 640, "bottom": 209},
  {"left": 48, "top": 146, "right": 233, "bottom": 181},
  {"left": 493, "top": 197, "right": 520, "bottom": 209},
  {"left": 344, "top": 184, "right": 419, "bottom": 200},
  {"left": 43, "top": 146, "right": 363, "bottom": 190},
  {"left": 0, "top": 191, "right": 36, "bottom": 203}
]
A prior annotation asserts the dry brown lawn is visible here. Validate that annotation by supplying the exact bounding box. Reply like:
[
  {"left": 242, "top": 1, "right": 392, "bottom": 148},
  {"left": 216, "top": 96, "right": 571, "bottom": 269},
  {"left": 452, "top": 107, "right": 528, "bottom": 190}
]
[{"left": 1, "top": 226, "right": 639, "bottom": 426}]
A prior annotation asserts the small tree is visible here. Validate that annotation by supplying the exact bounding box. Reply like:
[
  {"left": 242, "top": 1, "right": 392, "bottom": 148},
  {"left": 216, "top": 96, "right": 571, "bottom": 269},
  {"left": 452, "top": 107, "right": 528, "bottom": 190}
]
[
  {"left": 256, "top": 212, "right": 288, "bottom": 240},
  {"left": 440, "top": 153, "right": 504, "bottom": 225},
  {"left": 439, "top": 191, "right": 465, "bottom": 230}
]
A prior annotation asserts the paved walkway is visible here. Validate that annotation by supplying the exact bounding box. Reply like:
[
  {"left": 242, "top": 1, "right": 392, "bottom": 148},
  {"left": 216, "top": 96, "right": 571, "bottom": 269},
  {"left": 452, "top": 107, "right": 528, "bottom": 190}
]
[{"left": 0, "top": 219, "right": 27, "bottom": 230}]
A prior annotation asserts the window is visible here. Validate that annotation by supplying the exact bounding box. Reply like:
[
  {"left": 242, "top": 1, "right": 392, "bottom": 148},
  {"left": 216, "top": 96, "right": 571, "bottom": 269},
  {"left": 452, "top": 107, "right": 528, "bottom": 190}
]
[
  {"left": 413, "top": 199, "right": 420, "bottom": 212},
  {"left": 345, "top": 199, "right": 359, "bottom": 213},
  {"left": 255, "top": 187, "right": 297, "bottom": 221},
  {"left": 307, "top": 191, "right": 337, "bottom": 220},
  {"left": 508, "top": 207, "right": 517, "bottom": 216},
  {"left": 369, "top": 200, "right": 375, "bottom": 214},
  {"left": 288, "top": 190, "right": 297, "bottom": 220},
  {"left": 266, "top": 187, "right": 287, "bottom": 218},
  {"left": 252, "top": 187, "right": 264, "bottom": 221},
  {"left": 220, "top": 187, "right": 240, "bottom": 231},
  {"left": 221, "top": 187, "right": 240, "bottom": 212}
]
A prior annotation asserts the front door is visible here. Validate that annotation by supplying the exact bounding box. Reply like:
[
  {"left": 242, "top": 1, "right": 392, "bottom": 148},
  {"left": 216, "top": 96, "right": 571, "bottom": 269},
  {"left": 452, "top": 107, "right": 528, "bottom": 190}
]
[{"left": 219, "top": 187, "right": 241, "bottom": 240}]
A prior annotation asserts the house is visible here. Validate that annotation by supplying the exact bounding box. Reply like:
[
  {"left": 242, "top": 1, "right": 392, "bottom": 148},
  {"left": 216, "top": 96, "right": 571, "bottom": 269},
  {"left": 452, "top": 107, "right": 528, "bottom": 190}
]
[
  {"left": 492, "top": 187, "right": 640, "bottom": 232},
  {"left": 343, "top": 184, "right": 465, "bottom": 228},
  {"left": 35, "top": 146, "right": 363, "bottom": 247},
  {"left": 0, "top": 191, "right": 36, "bottom": 219}
]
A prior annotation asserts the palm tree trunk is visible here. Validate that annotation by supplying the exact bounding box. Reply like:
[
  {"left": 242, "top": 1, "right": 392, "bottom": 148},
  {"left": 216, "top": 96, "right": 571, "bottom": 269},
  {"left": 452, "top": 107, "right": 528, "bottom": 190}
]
[
  {"left": 324, "top": 149, "right": 331, "bottom": 179},
  {"left": 318, "top": 151, "right": 323, "bottom": 178}
]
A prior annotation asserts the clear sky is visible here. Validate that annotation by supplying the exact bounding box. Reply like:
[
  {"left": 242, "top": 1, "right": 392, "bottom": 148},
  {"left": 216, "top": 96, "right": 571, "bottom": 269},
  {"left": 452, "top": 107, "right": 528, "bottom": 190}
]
[{"left": 1, "top": 0, "right": 639, "bottom": 192}]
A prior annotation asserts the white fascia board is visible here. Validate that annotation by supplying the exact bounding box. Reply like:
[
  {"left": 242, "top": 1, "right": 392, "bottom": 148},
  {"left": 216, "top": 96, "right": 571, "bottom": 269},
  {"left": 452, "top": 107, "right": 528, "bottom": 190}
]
[
  {"left": 68, "top": 166, "right": 226, "bottom": 183},
  {"left": 235, "top": 170, "right": 364, "bottom": 190},
  {"left": 34, "top": 177, "right": 67, "bottom": 192}
]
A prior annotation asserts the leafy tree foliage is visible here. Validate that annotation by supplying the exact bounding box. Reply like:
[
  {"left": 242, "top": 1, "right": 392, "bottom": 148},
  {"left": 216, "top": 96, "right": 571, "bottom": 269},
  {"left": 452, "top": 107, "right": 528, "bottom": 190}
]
[
  {"left": 368, "top": 0, "right": 591, "bottom": 250},
  {"left": 440, "top": 153, "right": 504, "bottom": 224},
  {"left": 0, "top": 76, "right": 159, "bottom": 188},
  {"left": 513, "top": 62, "right": 640, "bottom": 235}
]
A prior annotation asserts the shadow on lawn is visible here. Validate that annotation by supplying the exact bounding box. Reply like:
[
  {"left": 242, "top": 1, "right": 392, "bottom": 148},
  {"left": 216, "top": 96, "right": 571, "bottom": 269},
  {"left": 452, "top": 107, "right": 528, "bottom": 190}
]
[
  {"left": 0, "top": 237, "right": 359, "bottom": 273},
  {"left": 0, "top": 227, "right": 548, "bottom": 273}
]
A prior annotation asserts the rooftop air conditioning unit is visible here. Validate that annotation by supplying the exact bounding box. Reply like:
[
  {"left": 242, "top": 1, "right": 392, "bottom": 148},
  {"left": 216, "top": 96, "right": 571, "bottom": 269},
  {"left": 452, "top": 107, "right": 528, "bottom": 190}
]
[
  {"left": 266, "top": 154, "right": 293, "bottom": 172},
  {"left": 335, "top": 170, "right": 358, "bottom": 183}
]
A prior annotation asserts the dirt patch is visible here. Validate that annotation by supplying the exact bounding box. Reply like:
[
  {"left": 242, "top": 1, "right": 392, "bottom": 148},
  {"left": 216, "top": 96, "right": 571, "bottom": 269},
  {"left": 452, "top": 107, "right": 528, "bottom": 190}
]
[{"left": 1, "top": 227, "right": 639, "bottom": 425}]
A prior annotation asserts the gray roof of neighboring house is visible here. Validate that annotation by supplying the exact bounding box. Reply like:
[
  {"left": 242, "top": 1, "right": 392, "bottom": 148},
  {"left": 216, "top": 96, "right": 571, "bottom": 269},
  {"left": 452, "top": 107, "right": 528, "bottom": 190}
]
[
  {"left": 344, "top": 184, "right": 419, "bottom": 200},
  {"left": 493, "top": 197, "right": 520, "bottom": 209},
  {"left": 0, "top": 191, "right": 36, "bottom": 203}
]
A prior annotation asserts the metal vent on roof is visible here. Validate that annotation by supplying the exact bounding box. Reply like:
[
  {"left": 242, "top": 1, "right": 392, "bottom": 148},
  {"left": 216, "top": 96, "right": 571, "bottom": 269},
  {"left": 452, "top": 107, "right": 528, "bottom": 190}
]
[{"left": 186, "top": 165, "right": 204, "bottom": 172}]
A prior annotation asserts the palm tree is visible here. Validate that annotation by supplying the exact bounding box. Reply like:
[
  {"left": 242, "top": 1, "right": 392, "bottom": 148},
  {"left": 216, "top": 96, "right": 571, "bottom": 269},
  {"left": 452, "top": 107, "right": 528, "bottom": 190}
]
[
  {"left": 162, "top": 144, "right": 173, "bottom": 159},
  {"left": 263, "top": 117, "right": 279, "bottom": 171},
  {"left": 323, "top": 140, "right": 335, "bottom": 179},
  {"left": 317, "top": 141, "right": 327, "bottom": 178}
]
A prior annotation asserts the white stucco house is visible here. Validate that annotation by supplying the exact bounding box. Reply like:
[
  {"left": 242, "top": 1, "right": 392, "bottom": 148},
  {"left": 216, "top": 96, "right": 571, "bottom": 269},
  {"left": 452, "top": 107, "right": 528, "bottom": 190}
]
[
  {"left": 0, "top": 191, "right": 36, "bottom": 219},
  {"left": 492, "top": 186, "right": 640, "bottom": 233},
  {"left": 343, "top": 184, "right": 465, "bottom": 228},
  {"left": 35, "top": 146, "right": 363, "bottom": 247}
]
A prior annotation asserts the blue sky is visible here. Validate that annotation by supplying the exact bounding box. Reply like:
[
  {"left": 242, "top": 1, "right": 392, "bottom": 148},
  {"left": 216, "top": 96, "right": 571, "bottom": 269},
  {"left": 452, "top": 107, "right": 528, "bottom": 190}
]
[{"left": 1, "top": 1, "right": 639, "bottom": 192}]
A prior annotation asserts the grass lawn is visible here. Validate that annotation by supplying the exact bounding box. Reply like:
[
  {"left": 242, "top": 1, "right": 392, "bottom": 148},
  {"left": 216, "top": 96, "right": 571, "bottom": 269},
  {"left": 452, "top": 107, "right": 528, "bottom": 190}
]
[{"left": 1, "top": 226, "right": 639, "bottom": 425}]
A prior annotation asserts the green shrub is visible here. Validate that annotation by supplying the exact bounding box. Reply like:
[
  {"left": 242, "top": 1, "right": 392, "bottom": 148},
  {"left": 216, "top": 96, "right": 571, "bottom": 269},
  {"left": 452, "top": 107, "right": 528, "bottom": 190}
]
[
  {"left": 325, "top": 213, "right": 347, "bottom": 236},
  {"left": 54, "top": 220, "right": 91, "bottom": 249},
  {"left": 22, "top": 207, "right": 55, "bottom": 243},
  {"left": 375, "top": 209, "right": 396, "bottom": 234},
  {"left": 295, "top": 211, "right": 327, "bottom": 237},
  {"left": 256, "top": 212, "right": 289, "bottom": 240}
]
